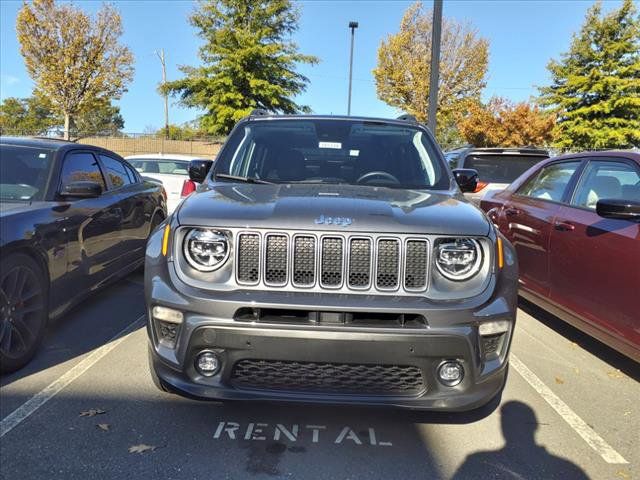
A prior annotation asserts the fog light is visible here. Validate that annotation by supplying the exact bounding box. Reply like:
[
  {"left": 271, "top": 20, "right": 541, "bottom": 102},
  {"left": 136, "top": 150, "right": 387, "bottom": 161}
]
[
  {"left": 195, "top": 352, "right": 220, "bottom": 377},
  {"left": 152, "top": 306, "right": 183, "bottom": 324},
  {"left": 438, "top": 361, "right": 464, "bottom": 386}
]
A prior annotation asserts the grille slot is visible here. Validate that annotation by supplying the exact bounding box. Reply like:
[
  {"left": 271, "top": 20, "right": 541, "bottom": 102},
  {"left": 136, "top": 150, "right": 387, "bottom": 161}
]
[
  {"left": 348, "top": 238, "right": 372, "bottom": 288},
  {"left": 264, "top": 234, "right": 288, "bottom": 285},
  {"left": 404, "top": 240, "right": 429, "bottom": 290},
  {"left": 376, "top": 239, "right": 400, "bottom": 289},
  {"left": 293, "top": 236, "right": 316, "bottom": 286},
  {"left": 237, "top": 234, "right": 260, "bottom": 284},
  {"left": 231, "top": 359, "right": 425, "bottom": 395},
  {"left": 320, "top": 237, "right": 344, "bottom": 287}
]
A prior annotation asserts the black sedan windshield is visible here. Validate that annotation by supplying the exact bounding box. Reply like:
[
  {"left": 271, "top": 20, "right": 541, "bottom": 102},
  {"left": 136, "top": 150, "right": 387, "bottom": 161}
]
[
  {"left": 0, "top": 145, "right": 54, "bottom": 201},
  {"left": 213, "top": 119, "right": 447, "bottom": 189}
]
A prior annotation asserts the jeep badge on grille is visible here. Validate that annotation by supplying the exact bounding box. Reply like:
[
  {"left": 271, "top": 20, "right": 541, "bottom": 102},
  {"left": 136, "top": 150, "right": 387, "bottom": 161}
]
[{"left": 314, "top": 214, "right": 352, "bottom": 226}]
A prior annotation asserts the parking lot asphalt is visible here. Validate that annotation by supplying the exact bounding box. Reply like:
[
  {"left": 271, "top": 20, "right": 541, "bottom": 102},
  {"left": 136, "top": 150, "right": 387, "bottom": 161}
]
[{"left": 1, "top": 271, "right": 638, "bottom": 480}]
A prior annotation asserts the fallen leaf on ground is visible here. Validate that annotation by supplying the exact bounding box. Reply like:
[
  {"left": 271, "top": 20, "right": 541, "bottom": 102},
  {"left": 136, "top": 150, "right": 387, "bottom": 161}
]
[
  {"left": 607, "top": 370, "right": 624, "bottom": 379},
  {"left": 97, "top": 423, "right": 110, "bottom": 431},
  {"left": 555, "top": 377, "right": 564, "bottom": 384},
  {"left": 623, "top": 411, "right": 631, "bottom": 417},
  {"left": 128, "top": 444, "right": 156, "bottom": 454},
  {"left": 616, "top": 470, "right": 630, "bottom": 479},
  {"left": 79, "top": 408, "right": 106, "bottom": 417}
]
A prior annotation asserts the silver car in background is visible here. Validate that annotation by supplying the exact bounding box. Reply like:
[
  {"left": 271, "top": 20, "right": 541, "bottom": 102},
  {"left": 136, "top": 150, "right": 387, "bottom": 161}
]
[
  {"left": 126, "top": 154, "right": 212, "bottom": 213},
  {"left": 444, "top": 147, "right": 549, "bottom": 204}
]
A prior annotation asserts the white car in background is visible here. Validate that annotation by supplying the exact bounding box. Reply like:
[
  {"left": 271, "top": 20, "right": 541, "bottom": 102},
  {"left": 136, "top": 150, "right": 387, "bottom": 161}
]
[
  {"left": 125, "top": 154, "right": 211, "bottom": 212},
  {"left": 444, "top": 147, "right": 550, "bottom": 204}
]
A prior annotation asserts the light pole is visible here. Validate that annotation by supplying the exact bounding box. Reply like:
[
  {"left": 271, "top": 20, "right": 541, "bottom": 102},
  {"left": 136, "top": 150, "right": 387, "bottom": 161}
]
[
  {"left": 155, "top": 48, "right": 169, "bottom": 139},
  {"left": 347, "top": 21, "right": 358, "bottom": 116},
  {"left": 427, "top": 0, "right": 443, "bottom": 134}
]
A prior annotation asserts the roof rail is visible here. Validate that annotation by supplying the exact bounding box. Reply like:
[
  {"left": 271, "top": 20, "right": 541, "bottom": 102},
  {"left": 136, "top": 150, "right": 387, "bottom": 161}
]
[
  {"left": 396, "top": 113, "right": 417, "bottom": 123},
  {"left": 250, "top": 108, "right": 271, "bottom": 117}
]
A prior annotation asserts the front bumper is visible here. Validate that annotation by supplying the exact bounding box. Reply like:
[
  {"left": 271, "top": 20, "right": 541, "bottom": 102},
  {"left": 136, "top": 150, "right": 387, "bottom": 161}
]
[{"left": 144, "top": 228, "right": 518, "bottom": 411}]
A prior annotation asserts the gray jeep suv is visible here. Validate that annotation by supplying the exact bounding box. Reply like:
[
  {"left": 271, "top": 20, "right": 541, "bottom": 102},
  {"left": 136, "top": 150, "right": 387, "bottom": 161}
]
[{"left": 144, "top": 113, "right": 518, "bottom": 411}]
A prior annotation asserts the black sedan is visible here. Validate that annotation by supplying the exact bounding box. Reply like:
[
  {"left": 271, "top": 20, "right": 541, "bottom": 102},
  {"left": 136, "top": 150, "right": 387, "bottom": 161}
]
[{"left": 0, "top": 137, "right": 167, "bottom": 372}]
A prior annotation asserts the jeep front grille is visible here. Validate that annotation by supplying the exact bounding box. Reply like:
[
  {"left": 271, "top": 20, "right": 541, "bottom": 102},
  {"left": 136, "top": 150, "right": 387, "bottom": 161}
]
[
  {"left": 230, "top": 359, "right": 426, "bottom": 395},
  {"left": 235, "top": 231, "right": 429, "bottom": 294}
]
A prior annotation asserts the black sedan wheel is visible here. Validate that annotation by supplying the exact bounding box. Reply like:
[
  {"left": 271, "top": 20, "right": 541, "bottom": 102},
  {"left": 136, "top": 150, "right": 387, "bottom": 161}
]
[{"left": 0, "top": 254, "right": 47, "bottom": 373}]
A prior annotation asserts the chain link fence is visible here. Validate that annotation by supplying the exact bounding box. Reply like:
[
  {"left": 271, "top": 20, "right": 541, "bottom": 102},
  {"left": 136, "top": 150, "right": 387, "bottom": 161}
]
[{"left": 0, "top": 130, "right": 226, "bottom": 158}]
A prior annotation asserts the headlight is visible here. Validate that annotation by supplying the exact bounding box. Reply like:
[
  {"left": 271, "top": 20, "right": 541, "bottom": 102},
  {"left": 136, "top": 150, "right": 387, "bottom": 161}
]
[
  {"left": 183, "top": 229, "right": 230, "bottom": 271},
  {"left": 434, "top": 238, "right": 482, "bottom": 281}
]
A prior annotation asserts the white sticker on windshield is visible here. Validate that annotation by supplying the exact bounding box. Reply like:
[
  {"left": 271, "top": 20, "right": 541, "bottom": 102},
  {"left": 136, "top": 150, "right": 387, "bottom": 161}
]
[
  {"left": 319, "top": 141, "right": 342, "bottom": 149},
  {"left": 38, "top": 153, "right": 47, "bottom": 158},
  {"left": 349, "top": 150, "right": 360, "bottom": 157}
]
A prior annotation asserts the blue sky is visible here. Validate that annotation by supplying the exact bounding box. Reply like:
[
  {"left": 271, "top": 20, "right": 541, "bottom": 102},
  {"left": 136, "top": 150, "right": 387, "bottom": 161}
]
[{"left": 0, "top": 0, "right": 622, "bottom": 132}]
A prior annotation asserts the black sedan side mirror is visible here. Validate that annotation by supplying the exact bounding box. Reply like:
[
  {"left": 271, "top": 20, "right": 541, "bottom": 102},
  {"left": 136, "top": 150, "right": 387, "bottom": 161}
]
[
  {"left": 596, "top": 198, "right": 640, "bottom": 220},
  {"left": 59, "top": 181, "right": 103, "bottom": 198},
  {"left": 189, "top": 160, "right": 213, "bottom": 183},
  {"left": 452, "top": 168, "right": 479, "bottom": 193}
]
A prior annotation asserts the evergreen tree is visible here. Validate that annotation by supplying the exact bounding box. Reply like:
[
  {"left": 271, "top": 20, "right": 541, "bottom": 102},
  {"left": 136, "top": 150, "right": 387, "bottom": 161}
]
[
  {"left": 539, "top": 0, "right": 640, "bottom": 150},
  {"left": 164, "top": 0, "right": 318, "bottom": 135}
]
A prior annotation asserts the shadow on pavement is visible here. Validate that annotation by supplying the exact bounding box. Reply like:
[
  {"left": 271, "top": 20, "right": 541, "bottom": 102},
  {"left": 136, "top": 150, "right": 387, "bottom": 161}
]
[
  {"left": 518, "top": 298, "right": 640, "bottom": 381},
  {"left": 0, "top": 271, "right": 145, "bottom": 389},
  {"left": 0, "top": 387, "right": 591, "bottom": 480},
  {"left": 450, "top": 401, "right": 589, "bottom": 480}
]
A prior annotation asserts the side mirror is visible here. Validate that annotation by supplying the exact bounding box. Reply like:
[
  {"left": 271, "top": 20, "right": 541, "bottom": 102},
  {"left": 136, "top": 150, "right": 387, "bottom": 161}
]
[
  {"left": 596, "top": 198, "right": 640, "bottom": 220},
  {"left": 188, "top": 159, "right": 213, "bottom": 183},
  {"left": 452, "top": 168, "right": 479, "bottom": 193},
  {"left": 59, "top": 181, "right": 102, "bottom": 198}
]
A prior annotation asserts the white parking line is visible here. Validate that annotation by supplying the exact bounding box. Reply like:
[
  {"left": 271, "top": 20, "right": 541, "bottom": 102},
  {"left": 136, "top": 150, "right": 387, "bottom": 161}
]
[
  {"left": 511, "top": 354, "right": 628, "bottom": 464},
  {"left": 0, "top": 315, "right": 145, "bottom": 438}
]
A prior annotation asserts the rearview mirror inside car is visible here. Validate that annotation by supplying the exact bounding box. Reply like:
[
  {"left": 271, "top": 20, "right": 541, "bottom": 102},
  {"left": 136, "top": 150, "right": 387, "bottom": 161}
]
[
  {"left": 452, "top": 168, "right": 479, "bottom": 193},
  {"left": 59, "top": 181, "right": 103, "bottom": 198},
  {"left": 188, "top": 160, "right": 214, "bottom": 183},
  {"left": 596, "top": 198, "right": 640, "bottom": 220}
]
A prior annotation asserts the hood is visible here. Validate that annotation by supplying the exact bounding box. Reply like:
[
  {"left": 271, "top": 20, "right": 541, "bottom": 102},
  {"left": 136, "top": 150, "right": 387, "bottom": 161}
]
[{"left": 177, "top": 184, "right": 491, "bottom": 236}]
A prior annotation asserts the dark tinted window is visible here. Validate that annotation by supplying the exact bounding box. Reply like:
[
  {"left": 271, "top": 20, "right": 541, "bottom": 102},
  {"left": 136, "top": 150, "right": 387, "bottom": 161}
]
[
  {"left": 572, "top": 160, "right": 640, "bottom": 209},
  {"left": 60, "top": 152, "right": 106, "bottom": 191},
  {"left": 464, "top": 154, "right": 547, "bottom": 184},
  {"left": 123, "top": 162, "right": 139, "bottom": 183},
  {"left": 517, "top": 161, "right": 580, "bottom": 202},
  {"left": 0, "top": 145, "right": 54, "bottom": 201},
  {"left": 214, "top": 119, "right": 447, "bottom": 189},
  {"left": 99, "top": 155, "right": 132, "bottom": 188}
]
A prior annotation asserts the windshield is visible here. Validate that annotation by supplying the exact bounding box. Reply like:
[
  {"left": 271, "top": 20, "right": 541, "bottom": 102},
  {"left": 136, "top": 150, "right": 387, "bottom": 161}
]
[
  {"left": 0, "top": 144, "right": 54, "bottom": 201},
  {"left": 464, "top": 154, "right": 547, "bottom": 184},
  {"left": 213, "top": 119, "right": 448, "bottom": 189},
  {"left": 129, "top": 159, "right": 190, "bottom": 175}
]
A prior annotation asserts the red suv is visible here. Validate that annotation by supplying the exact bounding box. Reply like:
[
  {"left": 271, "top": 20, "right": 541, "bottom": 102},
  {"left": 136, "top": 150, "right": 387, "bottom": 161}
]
[{"left": 482, "top": 151, "right": 640, "bottom": 362}]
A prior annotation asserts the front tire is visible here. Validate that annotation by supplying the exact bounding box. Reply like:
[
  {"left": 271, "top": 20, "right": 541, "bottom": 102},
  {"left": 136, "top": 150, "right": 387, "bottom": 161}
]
[{"left": 0, "top": 254, "right": 48, "bottom": 373}]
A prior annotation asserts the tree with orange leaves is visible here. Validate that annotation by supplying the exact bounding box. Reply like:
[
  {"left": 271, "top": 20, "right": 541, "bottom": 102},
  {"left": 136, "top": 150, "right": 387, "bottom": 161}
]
[{"left": 457, "top": 97, "right": 556, "bottom": 148}]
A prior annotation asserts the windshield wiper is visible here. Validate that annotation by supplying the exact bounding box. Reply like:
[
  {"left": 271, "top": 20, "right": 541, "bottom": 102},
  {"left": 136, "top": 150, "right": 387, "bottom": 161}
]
[{"left": 214, "top": 173, "right": 274, "bottom": 184}]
